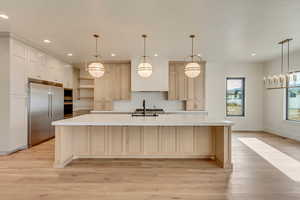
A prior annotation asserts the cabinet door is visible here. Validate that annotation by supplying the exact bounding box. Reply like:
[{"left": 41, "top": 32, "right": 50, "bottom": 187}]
[
  {"left": 90, "top": 127, "right": 107, "bottom": 155},
  {"left": 177, "top": 64, "right": 188, "bottom": 100},
  {"left": 72, "top": 68, "right": 80, "bottom": 100},
  {"left": 63, "top": 65, "right": 73, "bottom": 88},
  {"left": 159, "top": 127, "right": 177, "bottom": 153},
  {"left": 108, "top": 127, "right": 124, "bottom": 155},
  {"left": 143, "top": 127, "right": 159, "bottom": 154},
  {"left": 120, "top": 64, "right": 131, "bottom": 100},
  {"left": 10, "top": 39, "right": 27, "bottom": 96},
  {"left": 112, "top": 64, "right": 121, "bottom": 100},
  {"left": 27, "top": 48, "right": 44, "bottom": 79},
  {"left": 168, "top": 61, "right": 206, "bottom": 110},
  {"left": 168, "top": 63, "right": 177, "bottom": 100},
  {"left": 73, "top": 127, "right": 89, "bottom": 156},
  {"left": 47, "top": 57, "right": 63, "bottom": 83},
  {"left": 94, "top": 66, "right": 113, "bottom": 101},
  {"left": 168, "top": 62, "right": 187, "bottom": 100},
  {"left": 126, "top": 127, "right": 143, "bottom": 155}
]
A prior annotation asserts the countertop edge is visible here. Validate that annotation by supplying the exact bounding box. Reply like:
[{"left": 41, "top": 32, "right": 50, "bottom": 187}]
[{"left": 52, "top": 122, "right": 234, "bottom": 126}]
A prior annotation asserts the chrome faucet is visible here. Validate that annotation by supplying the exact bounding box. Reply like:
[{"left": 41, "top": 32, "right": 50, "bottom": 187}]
[{"left": 143, "top": 99, "right": 146, "bottom": 116}]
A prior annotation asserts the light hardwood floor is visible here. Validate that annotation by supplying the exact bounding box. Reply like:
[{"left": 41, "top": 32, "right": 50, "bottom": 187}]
[{"left": 0, "top": 132, "right": 299, "bottom": 200}]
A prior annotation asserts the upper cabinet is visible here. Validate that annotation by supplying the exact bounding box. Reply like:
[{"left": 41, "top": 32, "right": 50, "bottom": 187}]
[
  {"left": 10, "top": 39, "right": 27, "bottom": 96},
  {"left": 27, "top": 47, "right": 46, "bottom": 80},
  {"left": 94, "top": 62, "right": 131, "bottom": 111},
  {"left": 63, "top": 65, "right": 74, "bottom": 89},
  {"left": 10, "top": 38, "right": 73, "bottom": 94},
  {"left": 168, "top": 61, "right": 206, "bottom": 111},
  {"left": 131, "top": 58, "right": 168, "bottom": 91},
  {"left": 46, "top": 56, "right": 64, "bottom": 83}
]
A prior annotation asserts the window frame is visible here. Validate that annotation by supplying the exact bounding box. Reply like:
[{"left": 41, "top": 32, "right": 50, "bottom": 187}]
[
  {"left": 286, "top": 73, "right": 300, "bottom": 121},
  {"left": 226, "top": 77, "right": 245, "bottom": 117}
]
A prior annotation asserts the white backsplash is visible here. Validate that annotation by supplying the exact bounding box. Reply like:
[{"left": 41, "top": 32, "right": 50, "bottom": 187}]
[{"left": 113, "top": 92, "right": 184, "bottom": 112}]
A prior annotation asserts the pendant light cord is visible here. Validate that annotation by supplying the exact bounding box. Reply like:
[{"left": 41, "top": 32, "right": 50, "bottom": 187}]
[
  {"left": 281, "top": 43, "right": 283, "bottom": 74},
  {"left": 93, "top": 34, "right": 100, "bottom": 60},
  {"left": 144, "top": 36, "right": 146, "bottom": 61},
  {"left": 288, "top": 40, "right": 290, "bottom": 73},
  {"left": 96, "top": 37, "right": 98, "bottom": 58},
  {"left": 191, "top": 36, "right": 194, "bottom": 62},
  {"left": 142, "top": 34, "right": 147, "bottom": 63}
]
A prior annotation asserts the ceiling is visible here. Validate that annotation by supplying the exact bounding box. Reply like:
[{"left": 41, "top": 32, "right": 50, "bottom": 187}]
[{"left": 1, "top": 0, "right": 300, "bottom": 64}]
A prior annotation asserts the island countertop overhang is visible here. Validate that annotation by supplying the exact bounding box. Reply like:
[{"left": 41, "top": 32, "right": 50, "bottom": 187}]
[{"left": 52, "top": 114, "right": 234, "bottom": 127}]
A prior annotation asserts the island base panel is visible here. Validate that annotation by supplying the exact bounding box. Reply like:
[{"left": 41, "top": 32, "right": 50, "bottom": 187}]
[{"left": 54, "top": 126, "right": 232, "bottom": 168}]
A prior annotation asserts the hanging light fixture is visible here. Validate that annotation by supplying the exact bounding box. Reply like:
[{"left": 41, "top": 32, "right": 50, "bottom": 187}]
[
  {"left": 185, "top": 35, "right": 201, "bottom": 78},
  {"left": 87, "top": 34, "right": 105, "bottom": 78},
  {"left": 285, "top": 39, "right": 298, "bottom": 83},
  {"left": 137, "top": 34, "right": 152, "bottom": 78},
  {"left": 263, "top": 38, "right": 295, "bottom": 89},
  {"left": 278, "top": 41, "right": 286, "bottom": 87}
]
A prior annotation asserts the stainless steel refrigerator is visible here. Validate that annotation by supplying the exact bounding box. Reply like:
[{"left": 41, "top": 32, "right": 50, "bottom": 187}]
[{"left": 28, "top": 81, "right": 64, "bottom": 147}]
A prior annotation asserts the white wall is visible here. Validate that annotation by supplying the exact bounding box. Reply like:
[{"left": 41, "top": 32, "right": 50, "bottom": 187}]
[
  {"left": 0, "top": 36, "right": 10, "bottom": 153},
  {"left": 263, "top": 50, "right": 300, "bottom": 141},
  {"left": 206, "top": 62, "right": 264, "bottom": 131}
]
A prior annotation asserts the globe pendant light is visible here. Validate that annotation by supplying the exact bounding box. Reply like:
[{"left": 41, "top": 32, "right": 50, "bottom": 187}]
[
  {"left": 87, "top": 34, "right": 104, "bottom": 78},
  {"left": 137, "top": 34, "right": 152, "bottom": 78},
  {"left": 185, "top": 35, "right": 201, "bottom": 78}
]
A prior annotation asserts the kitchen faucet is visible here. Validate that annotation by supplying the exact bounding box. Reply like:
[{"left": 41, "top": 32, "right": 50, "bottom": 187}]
[{"left": 143, "top": 99, "right": 146, "bottom": 116}]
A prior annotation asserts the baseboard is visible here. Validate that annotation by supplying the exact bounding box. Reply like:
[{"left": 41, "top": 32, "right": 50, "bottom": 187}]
[
  {"left": 232, "top": 130, "right": 264, "bottom": 133},
  {"left": 0, "top": 145, "right": 27, "bottom": 155},
  {"left": 264, "top": 128, "right": 300, "bottom": 142},
  {"left": 74, "top": 155, "right": 214, "bottom": 159}
]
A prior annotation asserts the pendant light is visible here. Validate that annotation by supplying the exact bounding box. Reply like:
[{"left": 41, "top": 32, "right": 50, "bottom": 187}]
[
  {"left": 285, "top": 39, "right": 298, "bottom": 83},
  {"left": 263, "top": 38, "right": 295, "bottom": 89},
  {"left": 87, "top": 34, "right": 105, "bottom": 78},
  {"left": 185, "top": 35, "right": 201, "bottom": 78},
  {"left": 137, "top": 34, "right": 152, "bottom": 78},
  {"left": 278, "top": 41, "right": 286, "bottom": 87}
]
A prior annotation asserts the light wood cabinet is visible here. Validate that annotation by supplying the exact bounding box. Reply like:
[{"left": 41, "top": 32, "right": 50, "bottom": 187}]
[
  {"left": 120, "top": 64, "right": 131, "bottom": 99},
  {"left": 55, "top": 125, "right": 232, "bottom": 169},
  {"left": 72, "top": 68, "right": 80, "bottom": 101},
  {"left": 93, "top": 61, "right": 131, "bottom": 110},
  {"left": 168, "top": 61, "right": 206, "bottom": 110}
]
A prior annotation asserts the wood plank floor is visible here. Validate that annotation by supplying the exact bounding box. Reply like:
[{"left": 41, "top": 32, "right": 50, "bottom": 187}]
[{"left": 0, "top": 132, "right": 300, "bottom": 200}]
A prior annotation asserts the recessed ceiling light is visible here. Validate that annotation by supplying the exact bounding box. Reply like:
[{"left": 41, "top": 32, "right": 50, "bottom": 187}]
[
  {"left": 197, "top": 54, "right": 201, "bottom": 57},
  {"left": 0, "top": 14, "right": 9, "bottom": 19},
  {"left": 43, "top": 39, "right": 51, "bottom": 44},
  {"left": 111, "top": 53, "right": 116, "bottom": 57},
  {"left": 154, "top": 53, "right": 158, "bottom": 57},
  {"left": 251, "top": 53, "right": 256, "bottom": 56},
  {"left": 67, "top": 53, "right": 73, "bottom": 57}
]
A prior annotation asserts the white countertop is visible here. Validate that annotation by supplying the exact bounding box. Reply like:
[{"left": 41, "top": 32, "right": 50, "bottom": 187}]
[
  {"left": 90, "top": 110, "right": 208, "bottom": 114},
  {"left": 52, "top": 114, "right": 233, "bottom": 127}
]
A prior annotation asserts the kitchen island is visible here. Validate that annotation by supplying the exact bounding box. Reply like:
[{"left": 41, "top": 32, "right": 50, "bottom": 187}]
[{"left": 52, "top": 114, "right": 233, "bottom": 169}]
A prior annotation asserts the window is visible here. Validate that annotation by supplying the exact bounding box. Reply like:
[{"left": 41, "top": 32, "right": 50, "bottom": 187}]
[
  {"left": 286, "top": 72, "right": 300, "bottom": 121},
  {"left": 226, "top": 78, "right": 245, "bottom": 116}
]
